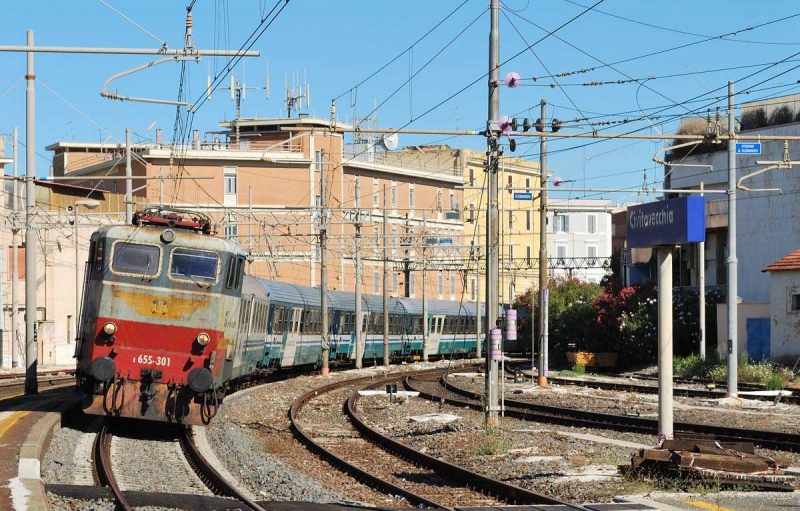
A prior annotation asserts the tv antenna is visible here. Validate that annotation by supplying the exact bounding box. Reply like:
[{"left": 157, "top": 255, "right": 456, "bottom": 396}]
[
  {"left": 206, "top": 60, "right": 270, "bottom": 147},
  {"left": 285, "top": 69, "right": 310, "bottom": 118}
]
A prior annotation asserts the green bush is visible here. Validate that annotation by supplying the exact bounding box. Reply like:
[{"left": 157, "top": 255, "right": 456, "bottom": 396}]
[
  {"left": 765, "top": 374, "right": 785, "bottom": 391},
  {"left": 571, "top": 363, "right": 586, "bottom": 375}
]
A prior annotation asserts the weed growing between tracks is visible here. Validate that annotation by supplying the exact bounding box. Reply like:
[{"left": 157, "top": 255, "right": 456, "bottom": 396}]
[{"left": 476, "top": 426, "right": 514, "bottom": 455}]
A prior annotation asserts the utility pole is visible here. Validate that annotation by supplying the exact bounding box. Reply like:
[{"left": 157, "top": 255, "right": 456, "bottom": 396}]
[
  {"left": 485, "top": 0, "right": 501, "bottom": 426},
  {"left": 699, "top": 182, "right": 706, "bottom": 359},
  {"left": 320, "top": 150, "right": 329, "bottom": 376},
  {"left": 25, "top": 29, "right": 37, "bottom": 395},
  {"left": 125, "top": 128, "right": 132, "bottom": 224},
  {"left": 382, "top": 184, "right": 389, "bottom": 366},
  {"left": 422, "top": 213, "right": 429, "bottom": 363},
  {"left": 538, "top": 100, "right": 549, "bottom": 387},
  {"left": 354, "top": 178, "right": 363, "bottom": 369},
  {"left": 12, "top": 127, "right": 20, "bottom": 369},
  {"left": 726, "top": 82, "right": 738, "bottom": 397}
]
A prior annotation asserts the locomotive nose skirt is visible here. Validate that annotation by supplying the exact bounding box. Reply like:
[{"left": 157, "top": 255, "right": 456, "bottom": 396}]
[
  {"left": 187, "top": 367, "right": 214, "bottom": 393},
  {"left": 91, "top": 356, "right": 117, "bottom": 382}
]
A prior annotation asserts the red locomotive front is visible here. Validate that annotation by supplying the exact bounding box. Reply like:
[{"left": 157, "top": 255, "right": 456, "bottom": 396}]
[{"left": 75, "top": 211, "right": 246, "bottom": 425}]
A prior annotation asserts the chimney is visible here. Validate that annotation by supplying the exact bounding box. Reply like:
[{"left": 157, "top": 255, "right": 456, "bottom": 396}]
[
  {"left": 192, "top": 130, "right": 200, "bottom": 150},
  {"left": 155, "top": 129, "right": 162, "bottom": 149}
]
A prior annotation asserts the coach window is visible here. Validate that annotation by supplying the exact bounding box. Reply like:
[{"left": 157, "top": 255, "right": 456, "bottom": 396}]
[
  {"left": 235, "top": 256, "right": 245, "bottom": 289},
  {"left": 225, "top": 256, "right": 237, "bottom": 288},
  {"left": 111, "top": 242, "right": 160, "bottom": 278},
  {"left": 170, "top": 248, "right": 219, "bottom": 284}
]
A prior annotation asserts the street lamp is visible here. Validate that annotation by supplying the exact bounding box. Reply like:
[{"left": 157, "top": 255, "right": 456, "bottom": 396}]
[{"left": 72, "top": 199, "right": 100, "bottom": 342}]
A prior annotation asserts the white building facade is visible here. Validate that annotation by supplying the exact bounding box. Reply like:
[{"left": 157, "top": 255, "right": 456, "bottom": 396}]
[{"left": 547, "top": 198, "right": 613, "bottom": 284}]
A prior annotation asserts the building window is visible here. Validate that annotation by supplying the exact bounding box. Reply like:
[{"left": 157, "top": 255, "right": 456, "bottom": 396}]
[
  {"left": 315, "top": 194, "right": 321, "bottom": 208},
  {"left": 509, "top": 245, "right": 514, "bottom": 261},
  {"left": 554, "top": 214, "right": 569, "bottom": 233},
  {"left": 409, "top": 273, "right": 416, "bottom": 296},
  {"left": 391, "top": 182, "right": 397, "bottom": 209},
  {"left": 470, "top": 278, "right": 476, "bottom": 300},
  {"left": 526, "top": 245, "right": 531, "bottom": 265},
  {"left": 409, "top": 185, "right": 415, "bottom": 212},
  {"left": 223, "top": 166, "right": 237, "bottom": 206},
  {"left": 469, "top": 168, "right": 474, "bottom": 187},
  {"left": 373, "top": 178, "right": 379, "bottom": 207},
  {"left": 587, "top": 245, "right": 597, "bottom": 266},
  {"left": 393, "top": 272, "right": 398, "bottom": 293},
  {"left": 508, "top": 211, "right": 513, "bottom": 229},
  {"left": 224, "top": 211, "right": 238, "bottom": 239},
  {"left": 526, "top": 211, "right": 531, "bottom": 231},
  {"left": 438, "top": 273, "right": 443, "bottom": 296},
  {"left": 469, "top": 204, "right": 475, "bottom": 222},
  {"left": 792, "top": 293, "right": 800, "bottom": 311},
  {"left": 588, "top": 214, "right": 597, "bottom": 234},
  {"left": 450, "top": 191, "right": 457, "bottom": 211},
  {"left": 314, "top": 150, "right": 325, "bottom": 171},
  {"left": 450, "top": 274, "right": 456, "bottom": 296},
  {"left": 507, "top": 174, "right": 513, "bottom": 194},
  {"left": 557, "top": 245, "right": 567, "bottom": 265},
  {"left": 436, "top": 189, "right": 442, "bottom": 211},
  {"left": 525, "top": 177, "right": 530, "bottom": 192},
  {"left": 373, "top": 269, "right": 380, "bottom": 293}
]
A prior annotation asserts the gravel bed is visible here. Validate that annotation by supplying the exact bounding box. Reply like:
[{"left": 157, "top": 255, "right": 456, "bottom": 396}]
[
  {"left": 212, "top": 362, "right": 800, "bottom": 506},
  {"left": 206, "top": 361, "right": 471, "bottom": 507}
]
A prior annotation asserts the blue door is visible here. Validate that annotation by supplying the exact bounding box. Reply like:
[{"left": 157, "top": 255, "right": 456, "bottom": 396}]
[{"left": 746, "top": 318, "right": 770, "bottom": 361}]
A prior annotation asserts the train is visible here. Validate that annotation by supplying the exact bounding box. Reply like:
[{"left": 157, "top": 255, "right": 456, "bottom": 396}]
[{"left": 75, "top": 208, "right": 484, "bottom": 426}]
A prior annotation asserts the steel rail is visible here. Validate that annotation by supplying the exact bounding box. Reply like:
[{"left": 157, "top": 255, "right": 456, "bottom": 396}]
[
  {"left": 93, "top": 423, "right": 134, "bottom": 511},
  {"left": 179, "top": 428, "right": 268, "bottom": 511},
  {"left": 408, "top": 374, "right": 800, "bottom": 453},
  {"left": 348, "top": 379, "right": 589, "bottom": 510}
]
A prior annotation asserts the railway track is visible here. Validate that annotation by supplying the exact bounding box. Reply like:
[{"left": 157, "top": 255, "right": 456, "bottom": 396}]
[
  {"left": 88, "top": 421, "right": 269, "bottom": 511},
  {"left": 543, "top": 373, "right": 800, "bottom": 406},
  {"left": 405, "top": 371, "right": 800, "bottom": 453},
  {"left": 0, "top": 374, "right": 76, "bottom": 399},
  {"left": 289, "top": 367, "right": 588, "bottom": 510}
]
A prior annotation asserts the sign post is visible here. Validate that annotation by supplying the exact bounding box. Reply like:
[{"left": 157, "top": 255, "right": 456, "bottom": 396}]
[{"left": 628, "top": 196, "right": 705, "bottom": 442}]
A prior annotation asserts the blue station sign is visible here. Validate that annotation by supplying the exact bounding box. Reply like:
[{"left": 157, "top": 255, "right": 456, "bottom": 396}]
[
  {"left": 735, "top": 142, "right": 761, "bottom": 155},
  {"left": 627, "top": 196, "right": 706, "bottom": 248},
  {"left": 513, "top": 192, "right": 533, "bottom": 200}
]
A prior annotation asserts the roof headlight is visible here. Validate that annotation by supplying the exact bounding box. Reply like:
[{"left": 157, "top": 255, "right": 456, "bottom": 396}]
[
  {"left": 103, "top": 322, "right": 118, "bottom": 335},
  {"left": 196, "top": 332, "right": 210, "bottom": 346}
]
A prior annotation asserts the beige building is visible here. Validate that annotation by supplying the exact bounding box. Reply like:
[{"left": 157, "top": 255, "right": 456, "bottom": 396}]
[
  {"left": 46, "top": 116, "right": 472, "bottom": 301},
  {"left": 0, "top": 176, "right": 120, "bottom": 369}
]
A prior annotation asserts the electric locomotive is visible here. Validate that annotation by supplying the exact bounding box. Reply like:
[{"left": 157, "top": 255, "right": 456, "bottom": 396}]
[{"left": 75, "top": 209, "right": 247, "bottom": 425}]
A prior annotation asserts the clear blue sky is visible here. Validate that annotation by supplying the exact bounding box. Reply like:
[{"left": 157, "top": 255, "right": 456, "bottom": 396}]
[{"left": 2, "top": 1, "right": 800, "bottom": 204}]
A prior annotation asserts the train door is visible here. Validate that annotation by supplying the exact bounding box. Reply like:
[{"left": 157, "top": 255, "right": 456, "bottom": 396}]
[
  {"left": 281, "top": 307, "right": 303, "bottom": 366},
  {"left": 359, "top": 312, "right": 371, "bottom": 359},
  {"left": 426, "top": 315, "right": 445, "bottom": 358},
  {"left": 232, "top": 296, "right": 253, "bottom": 373}
]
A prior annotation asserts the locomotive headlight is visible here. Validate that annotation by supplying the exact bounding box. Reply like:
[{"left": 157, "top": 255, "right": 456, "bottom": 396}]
[
  {"left": 103, "top": 322, "right": 118, "bottom": 336},
  {"left": 196, "top": 332, "right": 210, "bottom": 346}
]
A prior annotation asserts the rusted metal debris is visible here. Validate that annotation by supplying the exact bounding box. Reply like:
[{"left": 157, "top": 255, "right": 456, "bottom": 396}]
[{"left": 628, "top": 433, "right": 798, "bottom": 491}]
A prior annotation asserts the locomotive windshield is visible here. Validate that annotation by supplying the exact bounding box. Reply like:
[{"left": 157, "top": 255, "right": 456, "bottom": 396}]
[
  {"left": 111, "top": 242, "right": 160, "bottom": 277},
  {"left": 170, "top": 248, "right": 219, "bottom": 283}
]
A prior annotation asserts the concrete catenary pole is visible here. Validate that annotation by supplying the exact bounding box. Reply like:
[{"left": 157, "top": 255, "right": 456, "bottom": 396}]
[
  {"left": 354, "top": 178, "right": 363, "bottom": 369},
  {"left": 485, "top": 0, "right": 501, "bottom": 425},
  {"left": 657, "top": 247, "right": 674, "bottom": 440},
  {"left": 12, "top": 126, "right": 20, "bottom": 369},
  {"left": 125, "top": 128, "right": 132, "bottom": 224},
  {"left": 699, "top": 182, "right": 706, "bottom": 359},
  {"left": 538, "top": 100, "right": 549, "bottom": 387},
  {"left": 726, "top": 82, "right": 738, "bottom": 397},
  {"left": 383, "top": 184, "right": 389, "bottom": 366},
  {"left": 320, "top": 150, "right": 329, "bottom": 376},
  {"left": 422, "top": 213, "right": 429, "bottom": 363},
  {"left": 25, "top": 30, "right": 38, "bottom": 395}
]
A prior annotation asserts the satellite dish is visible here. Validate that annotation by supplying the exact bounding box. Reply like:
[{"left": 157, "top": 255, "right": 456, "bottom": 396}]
[{"left": 380, "top": 133, "right": 399, "bottom": 151}]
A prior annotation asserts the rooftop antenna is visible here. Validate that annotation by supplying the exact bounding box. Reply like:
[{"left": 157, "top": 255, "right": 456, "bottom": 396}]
[
  {"left": 285, "top": 68, "right": 310, "bottom": 118},
  {"left": 205, "top": 62, "right": 268, "bottom": 148}
]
